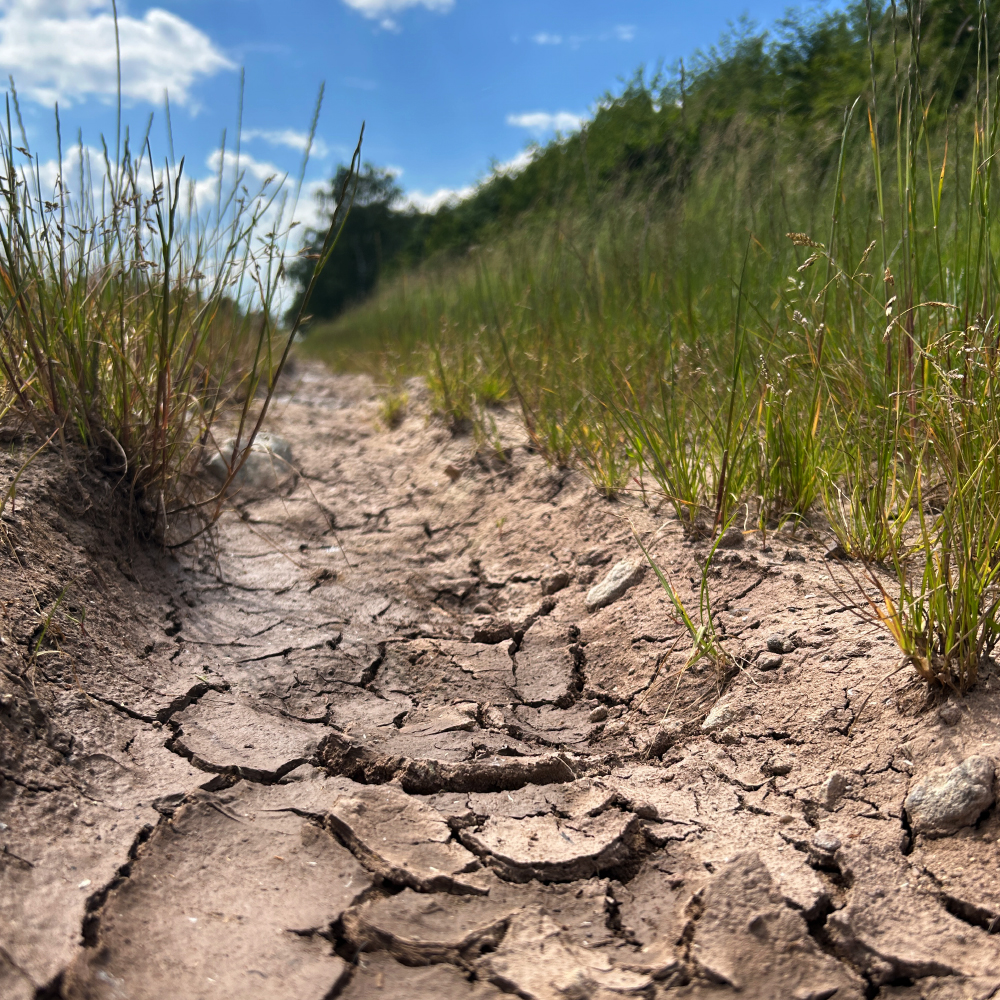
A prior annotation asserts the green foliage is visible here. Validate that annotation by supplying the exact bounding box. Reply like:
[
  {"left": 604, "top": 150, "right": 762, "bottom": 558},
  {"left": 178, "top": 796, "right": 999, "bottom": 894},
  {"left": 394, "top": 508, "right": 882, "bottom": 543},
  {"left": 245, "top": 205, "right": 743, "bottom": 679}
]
[
  {"left": 0, "top": 75, "right": 359, "bottom": 540},
  {"left": 301, "top": 0, "right": 1000, "bottom": 694},
  {"left": 286, "top": 164, "right": 414, "bottom": 322}
]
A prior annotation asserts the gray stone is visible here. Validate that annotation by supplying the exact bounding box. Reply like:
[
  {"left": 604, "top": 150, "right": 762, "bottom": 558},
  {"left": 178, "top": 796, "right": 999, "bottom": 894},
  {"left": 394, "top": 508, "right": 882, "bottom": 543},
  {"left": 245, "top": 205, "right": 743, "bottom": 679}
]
[
  {"left": 585, "top": 559, "right": 645, "bottom": 612},
  {"left": 206, "top": 432, "right": 295, "bottom": 492},
  {"left": 812, "top": 832, "right": 842, "bottom": 856},
  {"left": 938, "top": 702, "right": 962, "bottom": 726},
  {"left": 540, "top": 570, "right": 572, "bottom": 596},
  {"left": 783, "top": 548, "right": 805, "bottom": 562},
  {"left": 588, "top": 705, "right": 608, "bottom": 723},
  {"left": 822, "top": 770, "right": 849, "bottom": 809},
  {"left": 762, "top": 757, "right": 793, "bottom": 776},
  {"left": 766, "top": 634, "right": 795, "bottom": 654},
  {"left": 758, "top": 653, "right": 783, "bottom": 671},
  {"left": 905, "top": 756, "right": 996, "bottom": 837}
]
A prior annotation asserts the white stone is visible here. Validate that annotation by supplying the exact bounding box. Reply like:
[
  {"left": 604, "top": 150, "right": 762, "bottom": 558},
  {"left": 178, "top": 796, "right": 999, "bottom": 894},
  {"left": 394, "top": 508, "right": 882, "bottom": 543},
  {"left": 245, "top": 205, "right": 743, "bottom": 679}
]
[
  {"left": 206, "top": 433, "right": 295, "bottom": 493},
  {"left": 585, "top": 559, "right": 645, "bottom": 613}
]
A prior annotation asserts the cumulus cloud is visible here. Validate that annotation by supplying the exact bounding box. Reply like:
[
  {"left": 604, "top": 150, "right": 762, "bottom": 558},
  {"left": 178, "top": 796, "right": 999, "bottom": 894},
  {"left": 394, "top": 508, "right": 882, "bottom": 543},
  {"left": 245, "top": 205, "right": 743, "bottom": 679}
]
[
  {"left": 401, "top": 148, "right": 535, "bottom": 212},
  {"left": 243, "top": 129, "right": 330, "bottom": 159},
  {"left": 402, "top": 183, "right": 472, "bottom": 213},
  {"left": 493, "top": 148, "right": 534, "bottom": 177},
  {"left": 506, "top": 111, "right": 584, "bottom": 136},
  {"left": 531, "top": 31, "right": 561, "bottom": 45},
  {"left": 341, "top": 0, "right": 454, "bottom": 31},
  {"left": 0, "top": 0, "right": 233, "bottom": 107}
]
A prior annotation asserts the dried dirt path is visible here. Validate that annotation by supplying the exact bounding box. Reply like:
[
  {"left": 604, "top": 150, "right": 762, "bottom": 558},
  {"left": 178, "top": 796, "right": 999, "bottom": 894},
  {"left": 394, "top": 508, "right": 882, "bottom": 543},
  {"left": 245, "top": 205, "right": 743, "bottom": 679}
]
[{"left": 3, "top": 366, "right": 1000, "bottom": 999}]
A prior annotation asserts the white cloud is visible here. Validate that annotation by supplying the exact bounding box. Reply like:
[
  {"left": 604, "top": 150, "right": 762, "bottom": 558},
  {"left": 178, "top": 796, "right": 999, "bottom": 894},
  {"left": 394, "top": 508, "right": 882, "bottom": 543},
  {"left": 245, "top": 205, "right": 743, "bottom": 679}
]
[
  {"left": 402, "top": 183, "right": 473, "bottom": 213},
  {"left": 401, "top": 148, "right": 535, "bottom": 212},
  {"left": 493, "top": 148, "right": 534, "bottom": 177},
  {"left": 615, "top": 24, "right": 635, "bottom": 41},
  {"left": 342, "top": 0, "right": 453, "bottom": 30},
  {"left": 243, "top": 129, "right": 330, "bottom": 159},
  {"left": 531, "top": 32, "right": 561, "bottom": 45},
  {"left": 0, "top": 0, "right": 233, "bottom": 108},
  {"left": 506, "top": 111, "right": 584, "bottom": 136}
]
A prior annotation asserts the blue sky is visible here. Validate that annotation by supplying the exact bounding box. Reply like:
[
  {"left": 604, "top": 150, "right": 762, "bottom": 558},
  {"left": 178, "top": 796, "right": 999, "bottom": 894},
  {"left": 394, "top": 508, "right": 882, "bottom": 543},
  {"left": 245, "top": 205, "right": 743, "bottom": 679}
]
[{"left": 5, "top": 0, "right": 831, "bottom": 218}]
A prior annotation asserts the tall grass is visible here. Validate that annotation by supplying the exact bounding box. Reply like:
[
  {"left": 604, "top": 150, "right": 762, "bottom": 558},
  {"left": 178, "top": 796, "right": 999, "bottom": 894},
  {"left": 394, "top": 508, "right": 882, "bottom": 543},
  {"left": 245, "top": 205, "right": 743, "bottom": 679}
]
[
  {"left": 306, "top": 5, "right": 1000, "bottom": 694},
  {"left": 0, "top": 75, "right": 360, "bottom": 539}
]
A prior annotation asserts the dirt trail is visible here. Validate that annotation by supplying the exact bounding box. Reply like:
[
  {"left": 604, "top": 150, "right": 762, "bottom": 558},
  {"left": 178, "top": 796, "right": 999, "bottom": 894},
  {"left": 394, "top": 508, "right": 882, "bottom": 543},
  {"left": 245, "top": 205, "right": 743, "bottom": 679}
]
[{"left": 3, "top": 365, "right": 1000, "bottom": 999}]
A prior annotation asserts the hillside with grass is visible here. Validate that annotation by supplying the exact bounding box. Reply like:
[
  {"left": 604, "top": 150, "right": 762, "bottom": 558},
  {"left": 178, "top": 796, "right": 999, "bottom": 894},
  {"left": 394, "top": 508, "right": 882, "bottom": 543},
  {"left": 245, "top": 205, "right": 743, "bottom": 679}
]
[{"left": 293, "top": 0, "right": 1000, "bottom": 694}]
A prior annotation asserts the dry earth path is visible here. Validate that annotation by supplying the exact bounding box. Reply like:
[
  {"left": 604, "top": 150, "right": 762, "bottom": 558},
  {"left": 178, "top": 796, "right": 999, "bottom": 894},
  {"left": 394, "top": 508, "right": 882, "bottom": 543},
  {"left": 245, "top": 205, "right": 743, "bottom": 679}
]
[{"left": 3, "top": 365, "right": 1000, "bottom": 999}]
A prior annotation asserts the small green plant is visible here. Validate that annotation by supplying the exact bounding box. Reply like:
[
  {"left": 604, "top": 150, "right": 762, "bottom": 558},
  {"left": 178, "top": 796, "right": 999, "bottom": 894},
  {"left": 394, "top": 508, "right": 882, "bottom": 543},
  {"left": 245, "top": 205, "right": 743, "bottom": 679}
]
[
  {"left": 863, "top": 370, "right": 1000, "bottom": 694},
  {"left": 632, "top": 524, "right": 730, "bottom": 674},
  {"left": 821, "top": 431, "right": 912, "bottom": 563},
  {"left": 378, "top": 391, "right": 409, "bottom": 429}
]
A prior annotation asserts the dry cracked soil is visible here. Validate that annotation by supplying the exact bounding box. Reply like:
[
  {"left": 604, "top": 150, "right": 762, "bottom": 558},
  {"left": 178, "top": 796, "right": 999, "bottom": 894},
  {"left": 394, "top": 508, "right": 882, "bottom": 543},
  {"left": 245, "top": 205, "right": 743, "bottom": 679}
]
[{"left": 3, "top": 364, "right": 1000, "bottom": 1000}]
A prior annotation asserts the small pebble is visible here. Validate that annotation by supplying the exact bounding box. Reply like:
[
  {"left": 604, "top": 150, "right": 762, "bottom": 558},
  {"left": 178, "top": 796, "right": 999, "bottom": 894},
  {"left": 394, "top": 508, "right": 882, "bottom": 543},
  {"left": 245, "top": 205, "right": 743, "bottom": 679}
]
[
  {"left": 822, "top": 770, "right": 849, "bottom": 809},
  {"left": 766, "top": 634, "right": 795, "bottom": 654},
  {"left": 588, "top": 706, "right": 609, "bottom": 724},
  {"left": 540, "top": 570, "right": 572, "bottom": 596},
  {"left": 758, "top": 653, "right": 783, "bottom": 671},
  {"left": 812, "top": 832, "right": 842, "bottom": 855}
]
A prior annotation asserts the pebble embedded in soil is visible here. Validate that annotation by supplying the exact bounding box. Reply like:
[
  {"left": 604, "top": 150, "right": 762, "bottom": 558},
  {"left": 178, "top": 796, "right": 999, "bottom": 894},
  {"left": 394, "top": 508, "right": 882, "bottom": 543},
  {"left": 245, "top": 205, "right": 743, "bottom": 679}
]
[
  {"left": 904, "top": 755, "right": 997, "bottom": 837},
  {"left": 758, "top": 653, "right": 783, "bottom": 671},
  {"left": 822, "top": 770, "right": 849, "bottom": 809},
  {"left": 766, "top": 633, "right": 795, "bottom": 654},
  {"left": 701, "top": 699, "right": 741, "bottom": 732},
  {"left": 584, "top": 558, "right": 645, "bottom": 612},
  {"left": 205, "top": 432, "right": 295, "bottom": 492}
]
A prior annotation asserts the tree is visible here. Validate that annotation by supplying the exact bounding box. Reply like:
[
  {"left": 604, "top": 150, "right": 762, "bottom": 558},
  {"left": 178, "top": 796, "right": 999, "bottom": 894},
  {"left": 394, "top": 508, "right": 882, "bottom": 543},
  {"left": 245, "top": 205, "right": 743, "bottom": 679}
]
[{"left": 285, "top": 164, "right": 417, "bottom": 323}]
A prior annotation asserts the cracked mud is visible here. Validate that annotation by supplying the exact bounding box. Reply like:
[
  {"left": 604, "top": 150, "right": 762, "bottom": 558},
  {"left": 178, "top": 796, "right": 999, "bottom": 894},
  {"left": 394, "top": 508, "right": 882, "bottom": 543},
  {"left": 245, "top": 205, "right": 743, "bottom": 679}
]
[{"left": 3, "top": 366, "right": 1000, "bottom": 999}]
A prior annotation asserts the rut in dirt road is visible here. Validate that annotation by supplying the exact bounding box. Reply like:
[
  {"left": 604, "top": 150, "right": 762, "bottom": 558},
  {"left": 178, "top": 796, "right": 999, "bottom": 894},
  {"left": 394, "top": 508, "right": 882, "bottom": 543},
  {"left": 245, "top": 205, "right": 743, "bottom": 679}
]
[{"left": 3, "top": 366, "right": 1000, "bottom": 999}]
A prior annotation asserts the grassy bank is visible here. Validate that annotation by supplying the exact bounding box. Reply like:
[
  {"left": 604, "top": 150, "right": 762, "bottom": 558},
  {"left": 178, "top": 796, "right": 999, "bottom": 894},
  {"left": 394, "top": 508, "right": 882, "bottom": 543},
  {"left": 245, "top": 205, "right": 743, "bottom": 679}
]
[
  {"left": 303, "top": 2, "right": 1000, "bottom": 693},
  {"left": 0, "top": 76, "right": 359, "bottom": 541}
]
